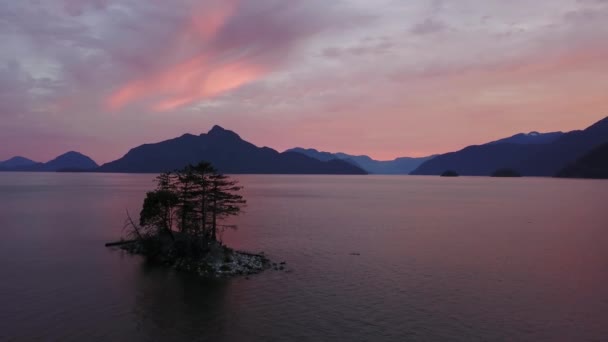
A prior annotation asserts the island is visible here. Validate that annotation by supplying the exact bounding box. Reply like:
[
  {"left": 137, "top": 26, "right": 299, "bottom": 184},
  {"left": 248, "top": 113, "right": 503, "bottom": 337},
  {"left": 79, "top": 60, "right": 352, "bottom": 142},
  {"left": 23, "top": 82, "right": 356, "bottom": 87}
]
[
  {"left": 491, "top": 168, "right": 522, "bottom": 177},
  {"left": 440, "top": 170, "right": 460, "bottom": 177},
  {"left": 107, "top": 162, "right": 271, "bottom": 277}
]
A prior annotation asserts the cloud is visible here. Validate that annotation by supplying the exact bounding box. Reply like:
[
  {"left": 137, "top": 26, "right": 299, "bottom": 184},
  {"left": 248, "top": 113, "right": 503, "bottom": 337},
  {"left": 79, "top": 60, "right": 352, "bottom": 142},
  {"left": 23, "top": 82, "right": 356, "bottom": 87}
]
[
  {"left": 1, "top": 0, "right": 608, "bottom": 162},
  {"left": 0, "top": 61, "right": 29, "bottom": 119},
  {"left": 104, "top": 0, "right": 351, "bottom": 112},
  {"left": 63, "top": 0, "right": 111, "bottom": 16},
  {"left": 410, "top": 18, "right": 447, "bottom": 35}
]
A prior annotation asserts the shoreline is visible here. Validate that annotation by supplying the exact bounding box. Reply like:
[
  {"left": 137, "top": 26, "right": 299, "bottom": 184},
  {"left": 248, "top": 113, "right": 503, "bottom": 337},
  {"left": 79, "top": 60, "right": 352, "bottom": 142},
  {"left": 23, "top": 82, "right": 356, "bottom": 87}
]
[{"left": 107, "top": 239, "right": 271, "bottom": 278}]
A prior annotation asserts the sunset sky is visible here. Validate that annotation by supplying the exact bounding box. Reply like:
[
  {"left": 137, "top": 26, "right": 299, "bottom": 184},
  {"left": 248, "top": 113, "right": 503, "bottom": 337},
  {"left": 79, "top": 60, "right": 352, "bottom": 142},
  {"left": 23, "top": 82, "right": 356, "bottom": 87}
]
[{"left": 2, "top": 0, "right": 608, "bottom": 163}]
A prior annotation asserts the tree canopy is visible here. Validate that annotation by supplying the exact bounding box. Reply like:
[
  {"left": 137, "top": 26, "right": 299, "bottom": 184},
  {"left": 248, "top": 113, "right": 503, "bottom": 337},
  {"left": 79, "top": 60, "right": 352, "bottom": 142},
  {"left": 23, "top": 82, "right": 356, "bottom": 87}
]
[{"left": 137, "top": 162, "right": 246, "bottom": 245}]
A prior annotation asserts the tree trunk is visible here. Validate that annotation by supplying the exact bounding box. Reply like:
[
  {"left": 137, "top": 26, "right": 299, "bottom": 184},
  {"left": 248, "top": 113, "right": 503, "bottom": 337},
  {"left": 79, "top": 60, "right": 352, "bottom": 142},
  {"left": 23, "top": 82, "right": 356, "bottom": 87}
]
[{"left": 211, "top": 201, "right": 217, "bottom": 241}]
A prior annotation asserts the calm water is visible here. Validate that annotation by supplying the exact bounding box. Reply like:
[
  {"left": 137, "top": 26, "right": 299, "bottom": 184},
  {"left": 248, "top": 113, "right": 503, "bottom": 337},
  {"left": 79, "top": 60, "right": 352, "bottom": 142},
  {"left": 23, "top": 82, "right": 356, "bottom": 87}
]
[{"left": 1, "top": 173, "right": 607, "bottom": 341}]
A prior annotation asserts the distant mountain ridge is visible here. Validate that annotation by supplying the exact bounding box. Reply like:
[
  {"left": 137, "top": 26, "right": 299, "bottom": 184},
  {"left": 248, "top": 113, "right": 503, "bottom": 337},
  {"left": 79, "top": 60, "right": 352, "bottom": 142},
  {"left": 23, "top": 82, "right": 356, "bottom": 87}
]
[
  {"left": 411, "top": 117, "right": 608, "bottom": 177},
  {"left": 4, "top": 119, "right": 607, "bottom": 178},
  {"left": 0, "top": 152, "right": 98, "bottom": 172},
  {"left": 488, "top": 131, "right": 564, "bottom": 145},
  {"left": 0, "top": 156, "right": 37, "bottom": 168},
  {"left": 286, "top": 148, "right": 434, "bottom": 174},
  {"left": 97, "top": 126, "right": 366, "bottom": 174}
]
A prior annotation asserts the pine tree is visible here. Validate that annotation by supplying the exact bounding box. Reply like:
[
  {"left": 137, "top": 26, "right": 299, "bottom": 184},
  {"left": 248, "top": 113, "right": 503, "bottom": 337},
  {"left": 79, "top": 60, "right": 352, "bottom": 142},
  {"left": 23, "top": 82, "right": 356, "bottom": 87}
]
[
  {"left": 208, "top": 173, "right": 246, "bottom": 241},
  {"left": 136, "top": 163, "right": 246, "bottom": 252}
]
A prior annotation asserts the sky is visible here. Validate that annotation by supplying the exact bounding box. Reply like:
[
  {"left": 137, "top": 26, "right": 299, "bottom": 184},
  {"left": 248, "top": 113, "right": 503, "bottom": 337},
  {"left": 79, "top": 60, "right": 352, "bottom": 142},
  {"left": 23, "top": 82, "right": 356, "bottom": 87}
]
[{"left": 1, "top": 0, "right": 608, "bottom": 163}]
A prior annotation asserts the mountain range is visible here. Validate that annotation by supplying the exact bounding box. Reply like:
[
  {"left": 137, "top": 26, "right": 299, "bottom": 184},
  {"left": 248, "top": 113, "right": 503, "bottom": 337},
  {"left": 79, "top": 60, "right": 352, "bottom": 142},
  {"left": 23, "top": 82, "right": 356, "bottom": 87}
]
[
  {"left": 2, "top": 117, "right": 607, "bottom": 178},
  {"left": 0, "top": 152, "right": 98, "bottom": 172},
  {"left": 285, "top": 148, "right": 434, "bottom": 174},
  {"left": 97, "top": 126, "right": 366, "bottom": 174},
  {"left": 488, "top": 131, "right": 564, "bottom": 145},
  {"left": 411, "top": 117, "right": 608, "bottom": 177}
]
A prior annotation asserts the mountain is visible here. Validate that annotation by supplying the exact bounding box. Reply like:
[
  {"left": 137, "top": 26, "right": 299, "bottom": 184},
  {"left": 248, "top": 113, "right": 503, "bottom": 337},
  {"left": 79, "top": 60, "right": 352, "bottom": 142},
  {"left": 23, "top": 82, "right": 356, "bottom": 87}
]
[
  {"left": 0, "top": 156, "right": 37, "bottom": 169},
  {"left": 410, "top": 143, "right": 543, "bottom": 176},
  {"left": 0, "top": 152, "right": 98, "bottom": 172},
  {"left": 515, "top": 117, "right": 608, "bottom": 176},
  {"left": 286, "top": 148, "right": 339, "bottom": 162},
  {"left": 556, "top": 142, "right": 608, "bottom": 179},
  {"left": 286, "top": 148, "right": 434, "bottom": 174},
  {"left": 488, "top": 131, "right": 564, "bottom": 145},
  {"left": 411, "top": 117, "right": 608, "bottom": 177},
  {"left": 41, "top": 151, "right": 99, "bottom": 171},
  {"left": 97, "top": 126, "right": 367, "bottom": 174}
]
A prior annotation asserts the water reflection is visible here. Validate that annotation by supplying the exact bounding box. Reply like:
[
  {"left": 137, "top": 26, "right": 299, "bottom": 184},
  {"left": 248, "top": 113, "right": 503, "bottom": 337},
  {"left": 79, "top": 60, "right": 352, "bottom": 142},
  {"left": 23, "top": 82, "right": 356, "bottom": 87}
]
[
  {"left": 1, "top": 174, "right": 608, "bottom": 341},
  {"left": 133, "top": 261, "right": 233, "bottom": 341}
]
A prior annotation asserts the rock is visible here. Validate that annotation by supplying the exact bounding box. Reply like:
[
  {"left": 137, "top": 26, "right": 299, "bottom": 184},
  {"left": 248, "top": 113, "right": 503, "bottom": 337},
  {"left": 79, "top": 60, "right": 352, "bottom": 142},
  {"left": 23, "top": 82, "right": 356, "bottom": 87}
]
[{"left": 116, "top": 240, "right": 271, "bottom": 278}]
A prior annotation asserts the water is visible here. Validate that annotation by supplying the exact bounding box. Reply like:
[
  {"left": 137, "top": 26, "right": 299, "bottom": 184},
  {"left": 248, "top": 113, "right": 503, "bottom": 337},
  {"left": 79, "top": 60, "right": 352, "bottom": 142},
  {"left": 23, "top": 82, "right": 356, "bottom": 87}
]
[{"left": 1, "top": 173, "right": 607, "bottom": 341}]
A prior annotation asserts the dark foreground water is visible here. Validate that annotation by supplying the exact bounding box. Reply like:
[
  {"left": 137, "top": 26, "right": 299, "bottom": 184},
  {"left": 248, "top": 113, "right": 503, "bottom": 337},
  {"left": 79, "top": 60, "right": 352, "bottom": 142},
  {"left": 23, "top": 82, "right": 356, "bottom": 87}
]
[{"left": 1, "top": 173, "right": 607, "bottom": 341}]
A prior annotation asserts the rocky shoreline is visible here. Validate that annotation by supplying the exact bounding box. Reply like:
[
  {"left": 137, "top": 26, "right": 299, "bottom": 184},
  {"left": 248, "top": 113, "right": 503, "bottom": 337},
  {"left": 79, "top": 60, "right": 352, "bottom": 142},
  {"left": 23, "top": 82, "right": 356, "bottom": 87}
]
[{"left": 112, "top": 240, "right": 271, "bottom": 278}]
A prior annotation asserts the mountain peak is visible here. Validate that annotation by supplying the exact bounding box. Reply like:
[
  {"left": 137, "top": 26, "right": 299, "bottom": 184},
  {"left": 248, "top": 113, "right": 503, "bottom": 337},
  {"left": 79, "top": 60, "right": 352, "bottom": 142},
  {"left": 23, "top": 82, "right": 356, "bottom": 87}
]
[
  {"left": 98, "top": 128, "right": 366, "bottom": 174},
  {"left": 58, "top": 151, "right": 85, "bottom": 158},
  {"left": 2, "top": 156, "right": 34, "bottom": 163},
  {"left": 207, "top": 125, "right": 241, "bottom": 139},
  {"left": 209, "top": 125, "right": 226, "bottom": 133},
  {"left": 46, "top": 151, "right": 98, "bottom": 170},
  {"left": 0, "top": 156, "right": 37, "bottom": 168}
]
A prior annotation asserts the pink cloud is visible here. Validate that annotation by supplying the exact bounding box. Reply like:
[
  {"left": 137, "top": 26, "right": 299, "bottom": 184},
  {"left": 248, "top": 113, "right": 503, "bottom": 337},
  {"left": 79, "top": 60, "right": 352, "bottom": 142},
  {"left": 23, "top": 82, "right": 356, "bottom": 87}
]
[
  {"left": 2, "top": 0, "right": 608, "bottom": 163},
  {"left": 106, "top": 0, "right": 267, "bottom": 112}
]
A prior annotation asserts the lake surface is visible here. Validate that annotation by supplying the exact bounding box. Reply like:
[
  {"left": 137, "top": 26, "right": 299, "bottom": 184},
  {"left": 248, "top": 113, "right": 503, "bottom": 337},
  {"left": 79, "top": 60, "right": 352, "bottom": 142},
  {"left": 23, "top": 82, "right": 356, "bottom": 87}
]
[{"left": 1, "top": 173, "right": 607, "bottom": 341}]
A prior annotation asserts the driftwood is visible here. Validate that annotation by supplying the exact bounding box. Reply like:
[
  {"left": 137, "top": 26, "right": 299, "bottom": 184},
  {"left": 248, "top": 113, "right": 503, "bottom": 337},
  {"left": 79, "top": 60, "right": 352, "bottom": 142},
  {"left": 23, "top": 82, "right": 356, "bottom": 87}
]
[
  {"left": 237, "top": 251, "right": 267, "bottom": 259},
  {"left": 105, "top": 209, "right": 144, "bottom": 247},
  {"left": 124, "top": 209, "right": 144, "bottom": 240}
]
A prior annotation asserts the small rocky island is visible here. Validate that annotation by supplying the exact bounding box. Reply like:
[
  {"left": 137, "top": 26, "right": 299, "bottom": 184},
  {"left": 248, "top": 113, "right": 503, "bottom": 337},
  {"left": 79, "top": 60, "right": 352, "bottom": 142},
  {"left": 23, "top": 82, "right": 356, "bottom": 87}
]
[
  {"left": 491, "top": 168, "right": 522, "bottom": 177},
  {"left": 440, "top": 170, "right": 460, "bottom": 177},
  {"left": 107, "top": 162, "right": 270, "bottom": 278}
]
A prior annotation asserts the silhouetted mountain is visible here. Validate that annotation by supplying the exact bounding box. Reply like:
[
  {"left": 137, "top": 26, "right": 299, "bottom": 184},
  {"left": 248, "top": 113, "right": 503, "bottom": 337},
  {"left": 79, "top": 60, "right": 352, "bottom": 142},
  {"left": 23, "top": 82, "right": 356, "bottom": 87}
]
[
  {"left": 98, "top": 126, "right": 367, "bottom": 174},
  {"left": 515, "top": 117, "right": 608, "bottom": 176},
  {"left": 411, "top": 117, "right": 608, "bottom": 177},
  {"left": 287, "top": 148, "right": 339, "bottom": 162},
  {"left": 0, "top": 152, "right": 98, "bottom": 172},
  {"left": 410, "top": 143, "right": 542, "bottom": 176},
  {"left": 488, "top": 131, "right": 564, "bottom": 145},
  {"left": 0, "top": 156, "right": 37, "bottom": 169},
  {"left": 42, "top": 151, "right": 99, "bottom": 171},
  {"left": 286, "top": 148, "right": 434, "bottom": 174},
  {"left": 556, "top": 142, "right": 608, "bottom": 179}
]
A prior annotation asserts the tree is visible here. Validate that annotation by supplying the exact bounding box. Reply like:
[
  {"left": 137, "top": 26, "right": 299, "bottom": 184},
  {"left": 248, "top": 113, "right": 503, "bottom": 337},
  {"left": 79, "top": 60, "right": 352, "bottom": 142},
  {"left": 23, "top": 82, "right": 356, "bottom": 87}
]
[
  {"left": 208, "top": 173, "right": 246, "bottom": 241},
  {"left": 139, "top": 172, "right": 179, "bottom": 239},
  {"left": 135, "top": 163, "right": 246, "bottom": 251}
]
